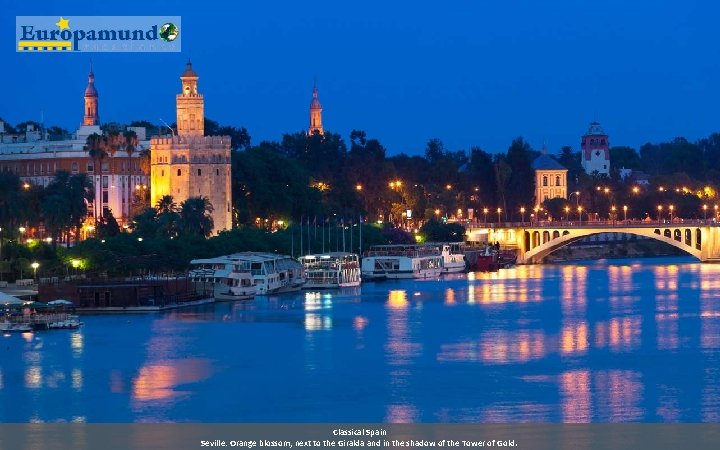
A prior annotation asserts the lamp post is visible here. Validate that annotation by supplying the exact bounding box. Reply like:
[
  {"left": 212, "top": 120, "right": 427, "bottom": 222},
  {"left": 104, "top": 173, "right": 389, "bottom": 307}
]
[
  {"left": 611, "top": 206, "right": 616, "bottom": 224},
  {"left": 483, "top": 208, "right": 488, "bottom": 224},
  {"left": 578, "top": 206, "right": 583, "bottom": 224},
  {"left": 497, "top": 208, "right": 502, "bottom": 224},
  {"left": 623, "top": 205, "right": 628, "bottom": 222},
  {"left": 520, "top": 207, "right": 526, "bottom": 224},
  {"left": 703, "top": 204, "right": 708, "bottom": 221},
  {"left": 657, "top": 205, "right": 663, "bottom": 223},
  {"left": 569, "top": 191, "right": 580, "bottom": 207},
  {"left": 669, "top": 204, "right": 674, "bottom": 223},
  {"left": 564, "top": 206, "right": 570, "bottom": 222},
  {"left": 31, "top": 261, "right": 39, "bottom": 281}
]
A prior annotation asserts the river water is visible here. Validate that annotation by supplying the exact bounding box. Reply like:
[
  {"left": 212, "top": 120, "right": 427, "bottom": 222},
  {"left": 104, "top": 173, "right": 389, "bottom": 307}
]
[{"left": 1, "top": 256, "right": 720, "bottom": 423}]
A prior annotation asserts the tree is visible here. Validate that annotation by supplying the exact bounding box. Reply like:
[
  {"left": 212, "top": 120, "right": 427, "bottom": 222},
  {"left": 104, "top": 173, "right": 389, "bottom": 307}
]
[
  {"left": 97, "top": 210, "right": 120, "bottom": 238},
  {"left": 505, "top": 137, "right": 536, "bottom": 215},
  {"left": 178, "top": 197, "right": 214, "bottom": 237}
]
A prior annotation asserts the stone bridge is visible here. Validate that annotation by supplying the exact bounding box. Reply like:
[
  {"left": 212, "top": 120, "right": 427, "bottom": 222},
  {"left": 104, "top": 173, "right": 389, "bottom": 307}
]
[{"left": 465, "top": 221, "right": 720, "bottom": 264}]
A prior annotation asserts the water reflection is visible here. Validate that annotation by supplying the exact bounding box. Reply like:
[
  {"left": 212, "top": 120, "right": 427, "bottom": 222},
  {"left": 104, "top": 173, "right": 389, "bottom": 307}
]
[
  {"left": 131, "top": 359, "right": 211, "bottom": 403},
  {"left": 560, "top": 370, "right": 591, "bottom": 422},
  {"left": 4, "top": 257, "right": 720, "bottom": 423}
]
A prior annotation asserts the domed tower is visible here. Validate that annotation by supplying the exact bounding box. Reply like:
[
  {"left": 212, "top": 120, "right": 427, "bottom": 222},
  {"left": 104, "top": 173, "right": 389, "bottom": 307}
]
[
  {"left": 580, "top": 121, "right": 610, "bottom": 175},
  {"left": 308, "top": 81, "right": 323, "bottom": 135},
  {"left": 83, "top": 64, "right": 99, "bottom": 126},
  {"left": 176, "top": 60, "right": 204, "bottom": 137}
]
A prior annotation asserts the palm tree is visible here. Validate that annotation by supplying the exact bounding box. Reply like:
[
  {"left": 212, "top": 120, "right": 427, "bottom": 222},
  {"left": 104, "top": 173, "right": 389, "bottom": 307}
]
[
  {"left": 178, "top": 197, "right": 214, "bottom": 237},
  {"left": 155, "top": 195, "right": 179, "bottom": 238},
  {"left": 68, "top": 173, "right": 93, "bottom": 244},
  {"left": 84, "top": 133, "right": 107, "bottom": 221}
]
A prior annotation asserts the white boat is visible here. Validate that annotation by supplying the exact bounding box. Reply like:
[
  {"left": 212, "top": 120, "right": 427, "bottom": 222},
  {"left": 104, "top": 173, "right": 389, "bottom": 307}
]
[
  {"left": 361, "top": 244, "right": 443, "bottom": 280},
  {"left": 189, "top": 256, "right": 257, "bottom": 301},
  {"left": 0, "top": 322, "right": 32, "bottom": 332},
  {"left": 430, "top": 242, "right": 467, "bottom": 273},
  {"left": 299, "top": 252, "right": 362, "bottom": 289},
  {"left": 190, "top": 252, "right": 305, "bottom": 296}
]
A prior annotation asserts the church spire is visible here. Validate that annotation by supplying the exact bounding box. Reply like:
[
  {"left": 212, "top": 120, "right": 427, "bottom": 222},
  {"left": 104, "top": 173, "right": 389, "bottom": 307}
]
[
  {"left": 83, "top": 62, "right": 99, "bottom": 126},
  {"left": 308, "top": 80, "right": 323, "bottom": 135}
]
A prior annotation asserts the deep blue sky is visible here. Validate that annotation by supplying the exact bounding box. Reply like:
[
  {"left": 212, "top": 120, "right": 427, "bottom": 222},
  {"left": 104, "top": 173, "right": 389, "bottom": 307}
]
[{"left": 2, "top": 0, "right": 718, "bottom": 155}]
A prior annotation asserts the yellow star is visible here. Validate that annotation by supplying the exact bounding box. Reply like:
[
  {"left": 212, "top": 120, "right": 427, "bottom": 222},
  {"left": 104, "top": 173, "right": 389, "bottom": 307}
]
[{"left": 55, "top": 17, "right": 70, "bottom": 31}]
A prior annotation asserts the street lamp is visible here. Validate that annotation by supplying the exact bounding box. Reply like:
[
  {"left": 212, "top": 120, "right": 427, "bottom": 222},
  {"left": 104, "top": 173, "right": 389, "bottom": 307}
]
[
  {"left": 623, "top": 205, "right": 628, "bottom": 222},
  {"left": 611, "top": 206, "right": 616, "bottom": 223},
  {"left": 657, "top": 205, "right": 663, "bottom": 223},
  {"left": 578, "top": 206, "right": 583, "bottom": 223},
  {"left": 483, "top": 208, "right": 488, "bottom": 224},
  {"left": 520, "top": 207, "right": 526, "bottom": 223},
  {"left": 564, "top": 206, "right": 570, "bottom": 221},
  {"left": 355, "top": 184, "right": 363, "bottom": 192},
  {"left": 703, "top": 204, "right": 708, "bottom": 221},
  {"left": 632, "top": 186, "right": 640, "bottom": 195},
  {"left": 497, "top": 208, "right": 502, "bottom": 224},
  {"left": 669, "top": 205, "right": 674, "bottom": 223},
  {"left": 569, "top": 191, "right": 580, "bottom": 207},
  {"left": 31, "top": 261, "right": 39, "bottom": 281}
]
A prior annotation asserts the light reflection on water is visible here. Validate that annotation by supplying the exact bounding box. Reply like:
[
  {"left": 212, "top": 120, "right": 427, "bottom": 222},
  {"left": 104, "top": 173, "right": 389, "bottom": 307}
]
[{"left": 2, "top": 257, "right": 720, "bottom": 423}]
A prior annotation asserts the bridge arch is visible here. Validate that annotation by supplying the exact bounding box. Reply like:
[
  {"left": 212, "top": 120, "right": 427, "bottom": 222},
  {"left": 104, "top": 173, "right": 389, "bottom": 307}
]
[{"left": 520, "top": 226, "right": 705, "bottom": 264}]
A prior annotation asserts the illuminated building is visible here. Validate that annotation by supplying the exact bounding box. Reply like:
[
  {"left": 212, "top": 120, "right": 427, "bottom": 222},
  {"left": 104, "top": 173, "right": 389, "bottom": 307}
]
[
  {"left": 308, "top": 81, "right": 323, "bottom": 135},
  {"left": 532, "top": 152, "right": 568, "bottom": 206},
  {"left": 150, "top": 61, "right": 232, "bottom": 234},
  {"left": 581, "top": 121, "right": 610, "bottom": 175},
  {"left": 0, "top": 66, "right": 150, "bottom": 226}
]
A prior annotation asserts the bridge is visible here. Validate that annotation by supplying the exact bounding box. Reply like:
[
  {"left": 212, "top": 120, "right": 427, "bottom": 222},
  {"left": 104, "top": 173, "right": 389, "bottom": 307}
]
[{"left": 464, "top": 220, "right": 720, "bottom": 264}]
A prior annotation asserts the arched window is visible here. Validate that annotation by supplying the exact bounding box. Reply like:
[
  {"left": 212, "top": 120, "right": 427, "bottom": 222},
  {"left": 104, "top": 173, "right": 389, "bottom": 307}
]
[
  {"left": 543, "top": 176, "right": 548, "bottom": 186},
  {"left": 177, "top": 169, "right": 181, "bottom": 176},
  {"left": 555, "top": 175, "right": 561, "bottom": 186}
]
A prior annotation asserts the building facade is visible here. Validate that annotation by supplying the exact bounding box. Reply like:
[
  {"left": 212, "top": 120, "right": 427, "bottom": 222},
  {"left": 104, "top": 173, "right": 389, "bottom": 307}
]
[
  {"left": 533, "top": 154, "right": 568, "bottom": 206},
  {"left": 150, "top": 61, "right": 232, "bottom": 235},
  {"left": 0, "top": 67, "right": 150, "bottom": 228},
  {"left": 308, "top": 82, "right": 323, "bottom": 135},
  {"left": 581, "top": 121, "right": 610, "bottom": 175}
]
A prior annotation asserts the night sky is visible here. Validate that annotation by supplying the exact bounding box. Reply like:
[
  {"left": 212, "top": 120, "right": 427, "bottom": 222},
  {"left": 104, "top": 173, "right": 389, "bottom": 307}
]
[{"left": 2, "top": 0, "right": 718, "bottom": 155}]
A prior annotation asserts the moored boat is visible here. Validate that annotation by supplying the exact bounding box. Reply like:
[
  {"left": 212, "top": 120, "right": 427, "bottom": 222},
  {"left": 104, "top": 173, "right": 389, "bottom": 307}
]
[
  {"left": 299, "top": 252, "right": 362, "bottom": 289},
  {"left": 361, "top": 244, "right": 443, "bottom": 280},
  {"left": 190, "top": 252, "right": 304, "bottom": 296}
]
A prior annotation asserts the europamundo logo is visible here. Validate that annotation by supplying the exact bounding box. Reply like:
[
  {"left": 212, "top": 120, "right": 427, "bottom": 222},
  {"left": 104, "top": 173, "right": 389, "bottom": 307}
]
[{"left": 16, "top": 16, "right": 182, "bottom": 52}]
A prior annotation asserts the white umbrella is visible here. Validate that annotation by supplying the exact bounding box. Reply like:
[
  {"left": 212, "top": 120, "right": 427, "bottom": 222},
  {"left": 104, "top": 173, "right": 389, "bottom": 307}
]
[
  {"left": 48, "top": 299, "right": 74, "bottom": 306},
  {"left": 0, "top": 292, "right": 24, "bottom": 305}
]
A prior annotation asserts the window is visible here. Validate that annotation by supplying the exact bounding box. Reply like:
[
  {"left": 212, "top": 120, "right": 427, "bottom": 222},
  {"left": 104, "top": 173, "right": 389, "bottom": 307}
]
[
  {"left": 197, "top": 169, "right": 202, "bottom": 176},
  {"left": 102, "top": 191, "right": 108, "bottom": 203},
  {"left": 555, "top": 176, "right": 561, "bottom": 186},
  {"left": 161, "top": 170, "right": 165, "bottom": 177},
  {"left": 71, "top": 162, "right": 79, "bottom": 173},
  {"left": 542, "top": 176, "right": 548, "bottom": 187},
  {"left": 102, "top": 162, "right": 109, "bottom": 173},
  {"left": 102, "top": 176, "right": 109, "bottom": 188},
  {"left": 216, "top": 168, "right": 220, "bottom": 176},
  {"left": 88, "top": 163, "right": 94, "bottom": 172},
  {"left": 177, "top": 169, "right": 182, "bottom": 176}
]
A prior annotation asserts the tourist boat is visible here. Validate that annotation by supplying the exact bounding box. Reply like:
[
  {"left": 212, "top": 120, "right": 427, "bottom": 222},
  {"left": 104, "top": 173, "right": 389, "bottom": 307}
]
[
  {"left": 0, "top": 322, "right": 32, "bottom": 333},
  {"left": 428, "top": 242, "right": 467, "bottom": 273},
  {"left": 189, "top": 257, "right": 257, "bottom": 301},
  {"left": 361, "top": 244, "right": 443, "bottom": 280},
  {"left": 299, "top": 252, "right": 362, "bottom": 289},
  {"left": 189, "top": 256, "right": 257, "bottom": 301},
  {"left": 190, "top": 252, "right": 305, "bottom": 296}
]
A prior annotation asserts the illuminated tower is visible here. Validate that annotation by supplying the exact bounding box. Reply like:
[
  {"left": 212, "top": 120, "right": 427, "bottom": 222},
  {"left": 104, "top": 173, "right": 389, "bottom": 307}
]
[
  {"left": 150, "top": 61, "right": 232, "bottom": 235},
  {"left": 580, "top": 121, "right": 610, "bottom": 175},
  {"left": 83, "top": 64, "right": 99, "bottom": 126},
  {"left": 308, "top": 81, "right": 323, "bottom": 135},
  {"left": 176, "top": 60, "right": 204, "bottom": 136}
]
